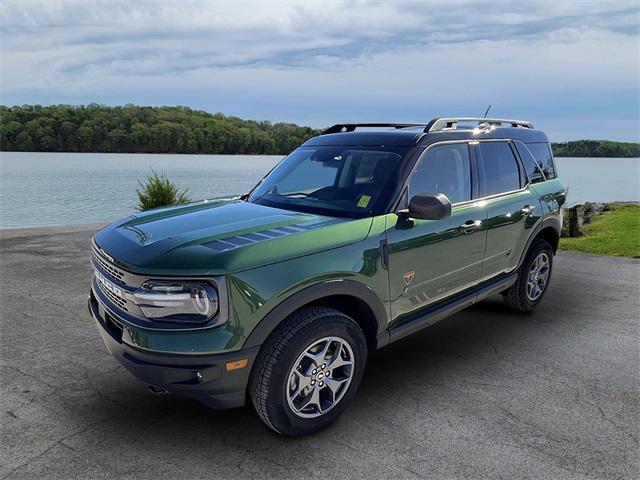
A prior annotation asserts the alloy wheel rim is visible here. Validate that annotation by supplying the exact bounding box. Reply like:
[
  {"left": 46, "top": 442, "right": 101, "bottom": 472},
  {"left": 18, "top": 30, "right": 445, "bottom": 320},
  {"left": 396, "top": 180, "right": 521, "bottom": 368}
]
[
  {"left": 526, "top": 252, "right": 550, "bottom": 301},
  {"left": 286, "top": 336, "right": 355, "bottom": 419}
]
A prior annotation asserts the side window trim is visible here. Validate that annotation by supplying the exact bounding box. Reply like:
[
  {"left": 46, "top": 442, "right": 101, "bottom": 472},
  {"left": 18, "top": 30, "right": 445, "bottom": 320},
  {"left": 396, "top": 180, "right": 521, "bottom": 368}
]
[
  {"left": 508, "top": 141, "right": 528, "bottom": 188},
  {"left": 473, "top": 142, "right": 487, "bottom": 197},
  {"left": 469, "top": 142, "right": 480, "bottom": 200}
]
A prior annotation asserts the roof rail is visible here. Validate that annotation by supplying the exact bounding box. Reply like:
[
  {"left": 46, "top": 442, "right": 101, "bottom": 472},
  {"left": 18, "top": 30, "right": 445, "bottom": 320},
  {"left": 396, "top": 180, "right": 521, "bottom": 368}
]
[
  {"left": 426, "top": 117, "right": 533, "bottom": 132},
  {"left": 322, "top": 123, "right": 424, "bottom": 135}
]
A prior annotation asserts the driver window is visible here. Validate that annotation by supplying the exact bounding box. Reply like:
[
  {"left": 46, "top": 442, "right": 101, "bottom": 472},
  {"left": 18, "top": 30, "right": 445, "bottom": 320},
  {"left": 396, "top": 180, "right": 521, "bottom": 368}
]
[{"left": 409, "top": 143, "right": 471, "bottom": 204}]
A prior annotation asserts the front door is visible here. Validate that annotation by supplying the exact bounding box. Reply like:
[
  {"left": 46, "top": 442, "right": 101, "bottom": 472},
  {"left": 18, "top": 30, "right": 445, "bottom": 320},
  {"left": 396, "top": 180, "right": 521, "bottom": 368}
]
[{"left": 386, "top": 142, "right": 487, "bottom": 324}]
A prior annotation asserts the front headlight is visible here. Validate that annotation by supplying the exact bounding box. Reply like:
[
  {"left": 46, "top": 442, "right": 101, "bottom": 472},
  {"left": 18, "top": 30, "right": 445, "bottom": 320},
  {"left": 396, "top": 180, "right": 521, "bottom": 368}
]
[{"left": 132, "top": 280, "right": 219, "bottom": 323}]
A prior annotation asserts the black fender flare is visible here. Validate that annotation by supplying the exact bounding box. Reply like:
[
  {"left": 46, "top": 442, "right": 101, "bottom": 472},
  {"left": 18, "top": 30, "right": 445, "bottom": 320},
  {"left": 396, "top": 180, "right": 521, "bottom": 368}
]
[
  {"left": 516, "top": 215, "right": 561, "bottom": 269},
  {"left": 242, "top": 279, "right": 388, "bottom": 349}
]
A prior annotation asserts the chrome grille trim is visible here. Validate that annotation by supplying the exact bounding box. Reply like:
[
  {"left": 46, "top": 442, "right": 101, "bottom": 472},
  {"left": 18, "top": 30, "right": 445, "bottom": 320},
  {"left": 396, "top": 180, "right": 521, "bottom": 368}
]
[
  {"left": 97, "top": 278, "right": 128, "bottom": 311},
  {"left": 92, "top": 246, "right": 125, "bottom": 284}
]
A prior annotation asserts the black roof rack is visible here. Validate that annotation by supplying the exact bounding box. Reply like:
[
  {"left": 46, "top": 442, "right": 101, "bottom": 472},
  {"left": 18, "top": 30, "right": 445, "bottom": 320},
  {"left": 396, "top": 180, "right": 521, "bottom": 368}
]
[{"left": 321, "top": 123, "right": 425, "bottom": 135}]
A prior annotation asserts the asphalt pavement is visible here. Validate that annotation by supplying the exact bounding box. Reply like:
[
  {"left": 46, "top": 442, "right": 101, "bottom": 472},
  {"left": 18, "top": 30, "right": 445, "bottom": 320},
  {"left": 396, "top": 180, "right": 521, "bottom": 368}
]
[{"left": 1, "top": 226, "right": 638, "bottom": 479}]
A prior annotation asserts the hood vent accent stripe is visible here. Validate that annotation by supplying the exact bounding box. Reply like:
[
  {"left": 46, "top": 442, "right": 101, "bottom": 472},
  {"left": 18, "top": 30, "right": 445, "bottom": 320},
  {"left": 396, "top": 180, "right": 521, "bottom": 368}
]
[
  {"left": 204, "top": 240, "right": 237, "bottom": 251},
  {"left": 203, "top": 218, "right": 346, "bottom": 252}
]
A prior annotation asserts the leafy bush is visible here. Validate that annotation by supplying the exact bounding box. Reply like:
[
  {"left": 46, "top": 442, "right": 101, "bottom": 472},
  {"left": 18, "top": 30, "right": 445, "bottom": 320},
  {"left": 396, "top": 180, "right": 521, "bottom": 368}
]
[{"left": 136, "top": 170, "right": 190, "bottom": 211}]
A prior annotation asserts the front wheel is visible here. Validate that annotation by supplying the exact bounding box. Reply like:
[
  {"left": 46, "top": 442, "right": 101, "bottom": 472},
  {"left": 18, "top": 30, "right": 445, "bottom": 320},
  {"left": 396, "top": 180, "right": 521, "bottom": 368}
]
[
  {"left": 249, "top": 306, "right": 367, "bottom": 436},
  {"left": 503, "top": 239, "right": 554, "bottom": 312}
]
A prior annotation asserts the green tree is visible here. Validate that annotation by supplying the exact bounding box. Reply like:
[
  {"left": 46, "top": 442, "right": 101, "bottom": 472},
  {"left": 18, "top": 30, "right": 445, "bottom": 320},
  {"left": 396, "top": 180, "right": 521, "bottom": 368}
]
[{"left": 2, "top": 104, "right": 637, "bottom": 157}]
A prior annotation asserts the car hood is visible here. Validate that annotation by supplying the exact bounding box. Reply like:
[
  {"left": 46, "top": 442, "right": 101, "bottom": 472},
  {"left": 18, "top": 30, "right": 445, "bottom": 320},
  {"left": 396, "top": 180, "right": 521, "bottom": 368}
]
[{"left": 94, "top": 199, "right": 373, "bottom": 275}]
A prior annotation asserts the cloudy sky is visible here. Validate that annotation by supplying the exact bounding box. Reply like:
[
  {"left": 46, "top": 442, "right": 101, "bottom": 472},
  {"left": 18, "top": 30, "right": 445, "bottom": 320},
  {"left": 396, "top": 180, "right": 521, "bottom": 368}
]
[{"left": 1, "top": 0, "right": 638, "bottom": 141}]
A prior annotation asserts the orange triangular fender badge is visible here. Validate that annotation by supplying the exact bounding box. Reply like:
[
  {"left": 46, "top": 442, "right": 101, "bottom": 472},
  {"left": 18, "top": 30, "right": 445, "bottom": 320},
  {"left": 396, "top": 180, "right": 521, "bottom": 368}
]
[{"left": 403, "top": 271, "right": 415, "bottom": 285}]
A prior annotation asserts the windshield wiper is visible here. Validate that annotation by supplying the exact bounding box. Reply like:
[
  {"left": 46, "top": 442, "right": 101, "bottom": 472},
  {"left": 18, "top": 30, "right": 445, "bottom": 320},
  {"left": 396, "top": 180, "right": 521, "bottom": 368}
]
[{"left": 281, "top": 192, "right": 312, "bottom": 198}]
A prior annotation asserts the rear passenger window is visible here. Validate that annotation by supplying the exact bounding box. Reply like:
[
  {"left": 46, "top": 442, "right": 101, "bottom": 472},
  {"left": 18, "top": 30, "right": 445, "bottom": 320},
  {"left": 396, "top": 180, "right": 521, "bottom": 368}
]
[
  {"left": 526, "top": 142, "right": 556, "bottom": 179},
  {"left": 478, "top": 142, "right": 521, "bottom": 196},
  {"left": 409, "top": 143, "right": 471, "bottom": 204}
]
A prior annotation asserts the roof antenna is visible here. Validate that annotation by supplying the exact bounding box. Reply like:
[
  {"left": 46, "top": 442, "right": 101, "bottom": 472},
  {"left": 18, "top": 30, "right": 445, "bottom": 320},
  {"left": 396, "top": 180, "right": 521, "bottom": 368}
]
[{"left": 483, "top": 104, "right": 491, "bottom": 118}]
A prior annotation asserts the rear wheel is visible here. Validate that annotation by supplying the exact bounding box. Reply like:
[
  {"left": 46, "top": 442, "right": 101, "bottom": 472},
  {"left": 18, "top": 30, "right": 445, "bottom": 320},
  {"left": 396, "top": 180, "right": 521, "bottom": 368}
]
[
  {"left": 249, "top": 306, "right": 367, "bottom": 436},
  {"left": 503, "top": 239, "right": 554, "bottom": 312}
]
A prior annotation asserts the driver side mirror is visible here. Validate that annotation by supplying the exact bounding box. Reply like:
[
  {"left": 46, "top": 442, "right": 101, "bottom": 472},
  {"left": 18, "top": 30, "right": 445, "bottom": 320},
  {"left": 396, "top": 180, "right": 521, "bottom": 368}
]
[{"left": 400, "top": 193, "right": 452, "bottom": 220}]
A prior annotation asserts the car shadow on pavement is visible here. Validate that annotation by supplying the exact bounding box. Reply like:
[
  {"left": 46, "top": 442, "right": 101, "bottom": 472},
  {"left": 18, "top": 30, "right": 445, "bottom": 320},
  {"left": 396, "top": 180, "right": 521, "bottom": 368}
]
[{"left": 89, "top": 295, "right": 530, "bottom": 441}]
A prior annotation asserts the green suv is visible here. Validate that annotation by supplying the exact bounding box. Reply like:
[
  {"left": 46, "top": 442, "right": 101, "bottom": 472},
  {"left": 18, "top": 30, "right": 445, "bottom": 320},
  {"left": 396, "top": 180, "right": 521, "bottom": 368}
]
[{"left": 88, "top": 117, "right": 566, "bottom": 436}]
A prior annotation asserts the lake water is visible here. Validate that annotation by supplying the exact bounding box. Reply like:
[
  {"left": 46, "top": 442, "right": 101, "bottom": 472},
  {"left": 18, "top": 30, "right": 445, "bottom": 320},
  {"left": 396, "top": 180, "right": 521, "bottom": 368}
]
[{"left": 0, "top": 152, "right": 638, "bottom": 229}]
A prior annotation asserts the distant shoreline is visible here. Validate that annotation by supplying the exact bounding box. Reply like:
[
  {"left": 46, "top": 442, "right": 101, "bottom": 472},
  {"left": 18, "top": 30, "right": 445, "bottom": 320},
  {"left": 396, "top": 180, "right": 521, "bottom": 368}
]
[
  {"left": 2, "top": 105, "right": 639, "bottom": 158},
  {"left": 0, "top": 150, "right": 638, "bottom": 159}
]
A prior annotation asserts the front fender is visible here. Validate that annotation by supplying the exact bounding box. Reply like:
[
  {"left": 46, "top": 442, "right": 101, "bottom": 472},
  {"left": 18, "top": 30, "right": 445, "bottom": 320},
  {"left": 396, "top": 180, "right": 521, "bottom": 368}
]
[
  {"left": 224, "top": 216, "right": 390, "bottom": 350},
  {"left": 242, "top": 278, "right": 388, "bottom": 349}
]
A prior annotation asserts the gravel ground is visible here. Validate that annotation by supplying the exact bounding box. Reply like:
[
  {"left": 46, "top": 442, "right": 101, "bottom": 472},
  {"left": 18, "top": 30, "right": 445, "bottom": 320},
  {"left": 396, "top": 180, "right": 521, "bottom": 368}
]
[{"left": 1, "top": 226, "right": 638, "bottom": 480}]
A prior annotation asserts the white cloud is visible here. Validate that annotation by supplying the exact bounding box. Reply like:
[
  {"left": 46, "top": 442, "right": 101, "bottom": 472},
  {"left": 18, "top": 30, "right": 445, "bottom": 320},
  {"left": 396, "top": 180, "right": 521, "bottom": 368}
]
[{"left": 1, "top": 0, "right": 638, "bottom": 139}]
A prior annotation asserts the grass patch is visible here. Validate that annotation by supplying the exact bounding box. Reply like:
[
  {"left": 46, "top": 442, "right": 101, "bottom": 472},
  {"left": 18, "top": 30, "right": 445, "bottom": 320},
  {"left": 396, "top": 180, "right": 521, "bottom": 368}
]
[{"left": 559, "top": 203, "right": 640, "bottom": 258}]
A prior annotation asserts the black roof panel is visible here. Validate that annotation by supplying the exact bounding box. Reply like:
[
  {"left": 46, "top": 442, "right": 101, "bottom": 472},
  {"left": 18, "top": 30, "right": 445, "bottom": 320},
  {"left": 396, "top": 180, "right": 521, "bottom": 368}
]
[
  {"left": 302, "top": 126, "right": 548, "bottom": 148},
  {"left": 419, "top": 127, "right": 549, "bottom": 145},
  {"left": 302, "top": 130, "right": 424, "bottom": 147}
]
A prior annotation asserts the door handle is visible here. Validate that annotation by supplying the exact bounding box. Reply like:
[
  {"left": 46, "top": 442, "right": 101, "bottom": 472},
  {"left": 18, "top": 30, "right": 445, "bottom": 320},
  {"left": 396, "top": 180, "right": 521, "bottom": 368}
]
[
  {"left": 521, "top": 205, "right": 536, "bottom": 215},
  {"left": 460, "top": 219, "right": 482, "bottom": 234}
]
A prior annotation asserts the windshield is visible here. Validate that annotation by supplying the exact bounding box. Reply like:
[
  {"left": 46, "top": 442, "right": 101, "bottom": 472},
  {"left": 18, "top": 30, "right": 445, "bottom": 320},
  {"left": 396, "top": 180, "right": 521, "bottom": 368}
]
[{"left": 248, "top": 146, "right": 407, "bottom": 217}]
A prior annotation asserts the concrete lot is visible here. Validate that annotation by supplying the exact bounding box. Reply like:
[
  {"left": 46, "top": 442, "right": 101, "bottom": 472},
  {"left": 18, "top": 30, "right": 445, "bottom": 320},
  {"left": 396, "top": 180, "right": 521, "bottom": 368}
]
[{"left": 1, "top": 226, "right": 638, "bottom": 480}]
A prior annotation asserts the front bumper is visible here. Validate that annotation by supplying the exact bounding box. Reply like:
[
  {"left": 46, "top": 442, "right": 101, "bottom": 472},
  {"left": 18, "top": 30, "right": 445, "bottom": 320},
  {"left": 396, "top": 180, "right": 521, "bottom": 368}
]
[{"left": 88, "top": 290, "right": 259, "bottom": 409}]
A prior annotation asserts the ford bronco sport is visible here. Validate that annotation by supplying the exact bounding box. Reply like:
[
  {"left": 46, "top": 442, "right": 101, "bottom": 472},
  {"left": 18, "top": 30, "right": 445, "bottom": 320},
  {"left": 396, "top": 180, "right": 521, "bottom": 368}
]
[{"left": 88, "top": 117, "right": 566, "bottom": 436}]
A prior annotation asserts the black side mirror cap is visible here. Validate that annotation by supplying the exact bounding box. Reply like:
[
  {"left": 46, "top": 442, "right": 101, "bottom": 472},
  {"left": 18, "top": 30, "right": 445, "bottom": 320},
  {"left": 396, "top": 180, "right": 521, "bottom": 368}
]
[{"left": 401, "top": 193, "right": 452, "bottom": 220}]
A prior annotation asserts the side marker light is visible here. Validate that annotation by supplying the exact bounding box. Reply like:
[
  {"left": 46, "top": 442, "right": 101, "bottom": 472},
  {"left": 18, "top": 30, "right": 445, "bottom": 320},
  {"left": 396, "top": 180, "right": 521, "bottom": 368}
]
[{"left": 226, "top": 359, "right": 249, "bottom": 371}]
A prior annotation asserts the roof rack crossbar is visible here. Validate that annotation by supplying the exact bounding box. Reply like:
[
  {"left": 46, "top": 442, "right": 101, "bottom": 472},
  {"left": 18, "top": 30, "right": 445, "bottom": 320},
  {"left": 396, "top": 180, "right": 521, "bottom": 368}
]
[
  {"left": 322, "top": 123, "right": 425, "bottom": 135},
  {"left": 426, "top": 117, "right": 533, "bottom": 132}
]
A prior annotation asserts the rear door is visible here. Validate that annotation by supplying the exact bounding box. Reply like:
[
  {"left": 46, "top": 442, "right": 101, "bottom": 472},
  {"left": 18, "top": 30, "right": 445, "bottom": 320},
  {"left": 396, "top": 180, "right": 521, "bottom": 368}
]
[{"left": 474, "top": 140, "right": 542, "bottom": 277}]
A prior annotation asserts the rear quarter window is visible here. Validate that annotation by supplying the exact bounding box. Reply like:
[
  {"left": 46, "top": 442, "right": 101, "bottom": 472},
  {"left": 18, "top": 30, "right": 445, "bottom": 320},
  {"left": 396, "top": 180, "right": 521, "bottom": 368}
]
[
  {"left": 526, "top": 142, "right": 557, "bottom": 179},
  {"left": 514, "top": 140, "right": 546, "bottom": 184}
]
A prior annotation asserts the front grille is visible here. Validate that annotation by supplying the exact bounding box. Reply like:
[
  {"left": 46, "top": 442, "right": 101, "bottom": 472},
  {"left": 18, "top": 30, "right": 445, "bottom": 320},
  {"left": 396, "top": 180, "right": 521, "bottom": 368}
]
[
  {"left": 92, "top": 248, "right": 125, "bottom": 284},
  {"left": 98, "top": 280, "right": 128, "bottom": 311},
  {"left": 92, "top": 243, "right": 129, "bottom": 311}
]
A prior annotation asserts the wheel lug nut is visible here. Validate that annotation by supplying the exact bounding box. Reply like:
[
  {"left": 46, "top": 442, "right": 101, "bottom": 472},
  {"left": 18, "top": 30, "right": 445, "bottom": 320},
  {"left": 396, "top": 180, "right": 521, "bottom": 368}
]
[
  {"left": 312, "top": 369, "right": 317, "bottom": 374},
  {"left": 311, "top": 380, "right": 315, "bottom": 385},
  {"left": 319, "top": 381, "right": 324, "bottom": 386},
  {"left": 321, "top": 364, "right": 326, "bottom": 369}
]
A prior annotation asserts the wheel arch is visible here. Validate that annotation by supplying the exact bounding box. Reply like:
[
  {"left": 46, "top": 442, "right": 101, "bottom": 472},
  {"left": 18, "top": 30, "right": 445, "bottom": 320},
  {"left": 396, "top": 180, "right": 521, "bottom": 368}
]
[
  {"left": 242, "top": 280, "right": 388, "bottom": 352},
  {"left": 517, "top": 216, "right": 561, "bottom": 269},
  {"left": 536, "top": 225, "right": 560, "bottom": 253}
]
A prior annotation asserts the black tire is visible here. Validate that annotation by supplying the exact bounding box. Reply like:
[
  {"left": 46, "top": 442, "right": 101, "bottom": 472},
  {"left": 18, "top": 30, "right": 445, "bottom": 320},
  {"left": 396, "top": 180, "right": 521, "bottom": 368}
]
[
  {"left": 503, "top": 239, "right": 554, "bottom": 312},
  {"left": 249, "top": 306, "right": 367, "bottom": 436}
]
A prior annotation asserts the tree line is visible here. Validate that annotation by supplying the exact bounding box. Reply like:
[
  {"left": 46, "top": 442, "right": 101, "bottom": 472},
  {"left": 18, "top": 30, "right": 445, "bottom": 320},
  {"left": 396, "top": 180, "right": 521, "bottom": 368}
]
[
  {"left": 0, "top": 104, "right": 320, "bottom": 155},
  {"left": 550, "top": 140, "right": 639, "bottom": 158},
  {"left": 1, "top": 104, "right": 638, "bottom": 157}
]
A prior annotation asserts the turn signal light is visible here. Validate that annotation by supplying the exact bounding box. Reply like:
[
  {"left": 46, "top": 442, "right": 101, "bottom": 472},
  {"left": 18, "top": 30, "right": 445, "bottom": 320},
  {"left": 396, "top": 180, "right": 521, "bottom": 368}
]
[{"left": 226, "top": 359, "right": 249, "bottom": 371}]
